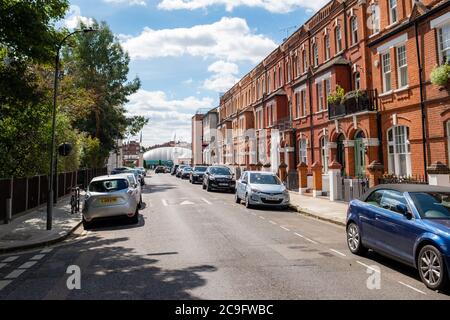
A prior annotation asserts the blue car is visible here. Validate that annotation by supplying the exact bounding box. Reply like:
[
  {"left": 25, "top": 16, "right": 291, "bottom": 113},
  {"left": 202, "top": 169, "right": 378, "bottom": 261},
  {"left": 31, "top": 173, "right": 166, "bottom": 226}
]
[{"left": 346, "top": 184, "right": 450, "bottom": 290}]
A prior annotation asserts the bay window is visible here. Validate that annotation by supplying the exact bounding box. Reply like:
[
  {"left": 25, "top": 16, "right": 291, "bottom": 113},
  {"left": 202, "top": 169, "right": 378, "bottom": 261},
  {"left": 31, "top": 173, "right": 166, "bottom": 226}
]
[{"left": 438, "top": 24, "right": 450, "bottom": 64}]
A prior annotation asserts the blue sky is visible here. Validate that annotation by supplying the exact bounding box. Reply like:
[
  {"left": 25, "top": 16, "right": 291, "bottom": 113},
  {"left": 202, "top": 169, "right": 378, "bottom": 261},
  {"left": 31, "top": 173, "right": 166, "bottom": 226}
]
[{"left": 63, "top": 0, "right": 327, "bottom": 146}]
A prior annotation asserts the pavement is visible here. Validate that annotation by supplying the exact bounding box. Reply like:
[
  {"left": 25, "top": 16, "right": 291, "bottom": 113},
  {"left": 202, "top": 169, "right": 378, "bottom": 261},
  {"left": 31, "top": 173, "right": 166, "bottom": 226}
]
[
  {"left": 0, "top": 173, "right": 448, "bottom": 299},
  {"left": 288, "top": 191, "right": 348, "bottom": 226},
  {"left": 0, "top": 196, "right": 82, "bottom": 254}
]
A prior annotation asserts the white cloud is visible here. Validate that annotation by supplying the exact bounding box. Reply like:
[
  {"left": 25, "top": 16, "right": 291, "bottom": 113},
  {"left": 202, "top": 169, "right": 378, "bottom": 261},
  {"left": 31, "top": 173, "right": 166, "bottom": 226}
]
[
  {"left": 121, "top": 17, "right": 277, "bottom": 63},
  {"left": 203, "top": 60, "right": 239, "bottom": 92},
  {"left": 183, "top": 78, "right": 194, "bottom": 84},
  {"left": 104, "top": 0, "right": 147, "bottom": 6},
  {"left": 63, "top": 5, "right": 94, "bottom": 29},
  {"left": 126, "top": 90, "right": 214, "bottom": 145},
  {"left": 157, "top": 0, "right": 329, "bottom": 13}
]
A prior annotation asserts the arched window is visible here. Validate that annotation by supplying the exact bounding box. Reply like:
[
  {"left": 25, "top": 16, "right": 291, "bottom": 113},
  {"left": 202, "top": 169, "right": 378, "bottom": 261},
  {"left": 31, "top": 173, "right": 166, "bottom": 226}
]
[
  {"left": 351, "top": 16, "right": 358, "bottom": 45},
  {"left": 299, "top": 138, "right": 308, "bottom": 164},
  {"left": 387, "top": 125, "right": 411, "bottom": 177},
  {"left": 313, "top": 44, "right": 319, "bottom": 67},
  {"left": 370, "top": 4, "right": 380, "bottom": 35},
  {"left": 354, "top": 72, "right": 361, "bottom": 90},
  {"left": 324, "top": 35, "right": 330, "bottom": 60},
  {"left": 335, "top": 26, "right": 342, "bottom": 53},
  {"left": 320, "top": 136, "right": 329, "bottom": 173}
]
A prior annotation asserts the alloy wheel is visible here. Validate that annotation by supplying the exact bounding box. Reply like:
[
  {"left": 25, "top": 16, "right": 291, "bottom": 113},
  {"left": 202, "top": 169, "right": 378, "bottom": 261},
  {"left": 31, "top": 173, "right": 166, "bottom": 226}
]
[
  {"left": 419, "top": 248, "right": 442, "bottom": 287},
  {"left": 347, "top": 224, "right": 360, "bottom": 252}
]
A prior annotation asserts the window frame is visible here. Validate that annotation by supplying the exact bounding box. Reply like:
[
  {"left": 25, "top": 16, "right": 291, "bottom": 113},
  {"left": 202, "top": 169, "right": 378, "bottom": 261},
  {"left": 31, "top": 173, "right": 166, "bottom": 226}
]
[
  {"left": 387, "top": 125, "right": 412, "bottom": 177},
  {"left": 396, "top": 44, "right": 408, "bottom": 88},
  {"left": 382, "top": 51, "right": 392, "bottom": 92},
  {"left": 320, "top": 136, "right": 329, "bottom": 173},
  {"left": 299, "top": 138, "right": 308, "bottom": 164},
  {"left": 324, "top": 35, "right": 331, "bottom": 61},
  {"left": 438, "top": 23, "right": 450, "bottom": 65},
  {"left": 351, "top": 16, "right": 358, "bottom": 45},
  {"left": 389, "top": 0, "right": 398, "bottom": 25},
  {"left": 313, "top": 43, "right": 319, "bottom": 67},
  {"left": 335, "top": 26, "right": 342, "bottom": 53},
  {"left": 317, "top": 81, "right": 324, "bottom": 111},
  {"left": 447, "top": 121, "right": 450, "bottom": 166}
]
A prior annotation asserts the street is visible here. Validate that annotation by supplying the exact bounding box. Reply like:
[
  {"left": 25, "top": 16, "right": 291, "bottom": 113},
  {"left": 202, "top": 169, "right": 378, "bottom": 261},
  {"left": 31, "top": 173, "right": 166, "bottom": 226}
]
[{"left": 0, "top": 173, "right": 449, "bottom": 300}]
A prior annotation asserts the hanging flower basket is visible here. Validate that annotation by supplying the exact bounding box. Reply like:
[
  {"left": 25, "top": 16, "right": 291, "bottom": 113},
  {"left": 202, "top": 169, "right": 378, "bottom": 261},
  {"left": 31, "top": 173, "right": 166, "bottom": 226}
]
[{"left": 430, "top": 63, "right": 450, "bottom": 87}]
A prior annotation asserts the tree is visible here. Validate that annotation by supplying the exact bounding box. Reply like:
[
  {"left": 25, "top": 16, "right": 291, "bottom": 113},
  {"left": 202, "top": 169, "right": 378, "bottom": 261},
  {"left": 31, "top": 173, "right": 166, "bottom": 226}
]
[
  {"left": 63, "top": 20, "right": 141, "bottom": 163},
  {"left": 126, "top": 116, "right": 149, "bottom": 137}
]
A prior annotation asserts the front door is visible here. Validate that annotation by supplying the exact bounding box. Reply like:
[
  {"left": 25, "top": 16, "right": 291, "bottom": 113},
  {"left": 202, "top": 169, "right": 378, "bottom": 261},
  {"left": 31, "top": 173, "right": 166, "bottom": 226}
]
[{"left": 336, "top": 134, "right": 345, "bottom": 176}]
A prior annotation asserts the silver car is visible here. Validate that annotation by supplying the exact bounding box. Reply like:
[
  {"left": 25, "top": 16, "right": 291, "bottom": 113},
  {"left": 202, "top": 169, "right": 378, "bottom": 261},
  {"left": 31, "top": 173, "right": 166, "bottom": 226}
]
[
  {"left": 82, "top": 175, "right": 141, "bottom": 228},
  {"left": 235, "top": 171, "right": 290, "bottom": 209}
]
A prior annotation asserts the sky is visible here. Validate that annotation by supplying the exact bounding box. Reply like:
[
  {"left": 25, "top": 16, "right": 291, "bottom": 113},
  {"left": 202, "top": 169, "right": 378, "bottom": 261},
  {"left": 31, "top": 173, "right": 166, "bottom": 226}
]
[{"left": 62, "top": 0, "right": 328, "bottom": 146}]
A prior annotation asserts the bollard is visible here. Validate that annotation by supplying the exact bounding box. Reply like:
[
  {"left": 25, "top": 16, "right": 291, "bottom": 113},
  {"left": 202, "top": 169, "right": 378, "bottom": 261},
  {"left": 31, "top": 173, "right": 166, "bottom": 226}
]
[{"left": 5, "top": 198, "right": 12, "bottom": 224}]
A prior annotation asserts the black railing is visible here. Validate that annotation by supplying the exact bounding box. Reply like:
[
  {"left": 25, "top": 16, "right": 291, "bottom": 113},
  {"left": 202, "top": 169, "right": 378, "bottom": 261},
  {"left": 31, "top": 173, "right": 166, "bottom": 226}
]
[
  {"left": 328, "top": 89, "right": 378, "bottom": 120},
  {"left": 379, "top": 174, "right": 428, "bottom": 185},
  {"left": 286, "top": 170, "right": 299, "bottom": 191}
]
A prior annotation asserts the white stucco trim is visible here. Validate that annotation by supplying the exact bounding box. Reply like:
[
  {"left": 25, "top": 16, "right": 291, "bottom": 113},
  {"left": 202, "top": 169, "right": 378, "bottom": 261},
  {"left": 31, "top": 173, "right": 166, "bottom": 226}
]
[
  {"left": 376, "top": 33, "right": 408, "bottom": 53},
  {"left": 431, "top": 12, "right": 450, "bottom": 29},
  {"left": 314, "top": 71, "right": 332, "bottom": 84}
]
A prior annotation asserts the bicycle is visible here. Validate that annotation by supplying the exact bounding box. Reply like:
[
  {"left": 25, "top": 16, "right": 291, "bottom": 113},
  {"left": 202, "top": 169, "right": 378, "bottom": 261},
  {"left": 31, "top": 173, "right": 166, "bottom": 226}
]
[{"left": 70, "top": 186, "right": 81, "bottom": 214}]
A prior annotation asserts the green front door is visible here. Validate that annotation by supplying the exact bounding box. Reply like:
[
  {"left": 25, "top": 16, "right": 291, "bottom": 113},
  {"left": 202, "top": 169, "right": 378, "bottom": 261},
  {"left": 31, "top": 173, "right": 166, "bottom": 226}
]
[{"left": 354, "top": 137, "right": 365, "bottom": 177}]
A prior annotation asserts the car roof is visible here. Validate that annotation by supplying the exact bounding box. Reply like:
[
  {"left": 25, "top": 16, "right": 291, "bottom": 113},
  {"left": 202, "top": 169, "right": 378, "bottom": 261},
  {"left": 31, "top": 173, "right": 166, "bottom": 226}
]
[
  {"left": 360, "top": 184, "right": 450, "bottom": 201},
  {"left": 245, "top": 171, "right": 276, "bottom": 175},
  {"left": 91, "top": 175, "right": 129, "bottom": 182}
]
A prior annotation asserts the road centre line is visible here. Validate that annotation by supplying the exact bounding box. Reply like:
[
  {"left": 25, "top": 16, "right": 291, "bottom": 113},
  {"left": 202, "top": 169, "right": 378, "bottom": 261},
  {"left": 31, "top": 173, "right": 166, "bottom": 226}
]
[
  {"left": 398, "top": 281, "right": 427, "bottom": 295},
  {"left": 329, "top": 249, "right": 347, "bottom": 257},
  {"left": 294, "top": 232, "right": 317, "bottom": 244}
]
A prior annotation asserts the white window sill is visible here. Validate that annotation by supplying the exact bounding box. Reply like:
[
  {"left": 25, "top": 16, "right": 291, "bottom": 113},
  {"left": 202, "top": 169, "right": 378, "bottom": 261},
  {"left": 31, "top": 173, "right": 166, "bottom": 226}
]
[
  {"left": 386, "top": 21, "right": 399, "bottom": 29},
  {"left": 368, "top": 32, "right": 380, "bottom": 39},
  {"left": 294, "top": 115, "right": 309, "bottom": 120},
  {"left": 314, "top": 109, "right": 328, "bottom": 115},
  {"left": 394, "top": 86, "right": 409, "bottom": 93},
  {"left": 379, "top": 90, "right": 393, "bottom": 97}
]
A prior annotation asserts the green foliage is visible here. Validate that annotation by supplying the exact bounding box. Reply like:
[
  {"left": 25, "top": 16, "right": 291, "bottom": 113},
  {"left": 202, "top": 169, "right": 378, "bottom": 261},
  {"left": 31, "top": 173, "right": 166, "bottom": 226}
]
[
  {"left": 79, "top": 135, "right": 104, "bottom": 168},
  {"left": 430, "top": 63, "right": 450, "bottom": 87},
  {"left": 327, "top": 85, "right": 345, "bottom": 105},
  {"left": 126, "top": 116, "right": 149, "bottom": 137}
]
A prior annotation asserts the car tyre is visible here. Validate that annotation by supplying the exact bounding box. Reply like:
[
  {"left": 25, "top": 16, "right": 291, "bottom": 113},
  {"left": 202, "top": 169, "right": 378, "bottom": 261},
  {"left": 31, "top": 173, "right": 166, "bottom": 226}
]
[
  {"left": 130, "top": 207, "right": 139, "bottom": 224},
  {"left": 82, "top": 216, "right": 91, "bottom": 230},
  {"left": 202, "top": 182, "right": 206, "bottom": 190},
  {"left": 235, "top": 192, "right": 241, "bottom": 204},
  {"left": 418, "top": 245, "right": 448, "bottom": 290},
  {"left": 346, "top": 222, "right": 367, "bottom": 256},
  {"left": 245, "top": 194, "right": 252, "bottom": 209},
  {"left": 206, "top": 182, "right": 212, "bottom": 192}
]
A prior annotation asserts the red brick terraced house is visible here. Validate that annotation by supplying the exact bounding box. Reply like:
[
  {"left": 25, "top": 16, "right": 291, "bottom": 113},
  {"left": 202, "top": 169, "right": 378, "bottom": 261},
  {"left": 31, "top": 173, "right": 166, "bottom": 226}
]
[{"left": 211, "top": 0, "right": 450, "bottom": 191}]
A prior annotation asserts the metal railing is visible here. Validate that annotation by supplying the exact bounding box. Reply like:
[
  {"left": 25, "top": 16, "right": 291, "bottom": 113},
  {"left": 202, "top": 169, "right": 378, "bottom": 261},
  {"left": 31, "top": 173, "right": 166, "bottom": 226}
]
[{"left": 328, "top": 89, "right": 378, "bottom": 120}]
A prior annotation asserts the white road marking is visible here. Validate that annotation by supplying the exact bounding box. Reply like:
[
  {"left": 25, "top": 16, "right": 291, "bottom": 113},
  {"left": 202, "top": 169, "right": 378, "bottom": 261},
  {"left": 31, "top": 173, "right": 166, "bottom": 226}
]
[
  {"left": 329, "top": 249, "right": 346, "bottom": 257},
  {"left": 162, "top": 199, "right": 168, "bottom": 206},
  {"left": 280, "top": 226, "right": 290, "bottom": 231},
  {"left": 201, "top": 198, "right": 212, "bottom": 205},
  {"left": 0, "top": 263, "right": 6, "bottom": 269},
  {"left": 4, "top": 269, "right": 26, "bottom": 279},
  {"left": 356, "top": 261, "right": 380, "bottom": 273},
  {"left": 294, "top": 232, "right": 304, "bottom": 238},
  {"left": 269, "top": 220, "right": 277, "bottom": 225},
  {"left": 259, "top": 216, "right": 266, "bottom": 220},
  {"left": 2, "top": 256, "right": 19, "bottom": 263},
  {"left": 398, "top": 281, "right": 427, "bottom": 295},
  {"left": 41, "top": 248, "right": 52, "bottom": 253},
  {"left": 0, "top": 280, "right": 12, "bottom": 291},
  {"left": 30, "top": 254, "right": 45, "bottom": 261},
  {"left": 180, "top": 200, "right": 195, "bottom": 205},
  {"left": 304, "top": 237, "right": 318, "bottom": 244},
  {"left": 251, "top": 213, "right": 257, "bottom": 216},
  {"left": 18, "top": 261, "right": 37, "bottom": 269}
]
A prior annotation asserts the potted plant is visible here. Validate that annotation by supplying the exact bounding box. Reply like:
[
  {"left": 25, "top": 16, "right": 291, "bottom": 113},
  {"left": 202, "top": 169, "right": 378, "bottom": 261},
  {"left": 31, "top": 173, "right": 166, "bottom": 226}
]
[
  {"left": 327, "top": 85, "right": 345, "bottom": 105},
  {"left": 430, "top": 62, "right": 450, "bottom": 88}
]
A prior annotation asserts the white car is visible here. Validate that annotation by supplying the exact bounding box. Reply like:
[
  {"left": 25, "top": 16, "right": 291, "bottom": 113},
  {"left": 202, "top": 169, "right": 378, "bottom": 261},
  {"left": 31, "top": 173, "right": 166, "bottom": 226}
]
[
  {"left": 235, "top": 171, "right": 290, "bottom": 209},
  {"left": 82, "top": 175, "right": 141, "bottom": 228}
]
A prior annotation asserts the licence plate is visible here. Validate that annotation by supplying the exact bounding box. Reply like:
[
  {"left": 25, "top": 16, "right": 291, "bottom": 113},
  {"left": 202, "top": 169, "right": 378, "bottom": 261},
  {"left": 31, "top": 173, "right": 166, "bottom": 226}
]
[
  {"left": 100, "top": 197, "right": 118, "bottom": 204},
  {"left": 219, "top": 183, "right": 228, "bottom": 186},
  {"left": 266, "top": 196, "right": 279, "bottom": 201}
]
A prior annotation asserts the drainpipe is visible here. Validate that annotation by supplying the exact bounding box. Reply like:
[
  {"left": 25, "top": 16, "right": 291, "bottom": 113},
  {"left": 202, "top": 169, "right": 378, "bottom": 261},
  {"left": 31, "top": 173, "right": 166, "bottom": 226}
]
[
  {"left": 415, "top": 20, "right": 428, "bottom": 182},
  {"left": 343, "top": 1, "right": 349, "bottom": 51}
]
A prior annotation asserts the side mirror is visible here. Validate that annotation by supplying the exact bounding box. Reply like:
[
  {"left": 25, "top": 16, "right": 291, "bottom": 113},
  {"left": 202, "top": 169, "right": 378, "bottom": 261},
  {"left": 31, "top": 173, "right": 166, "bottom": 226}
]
[
  {"left": 241, "top": 180, "right": 247, "bottom": 185},
  {"left": 396, "top": 203, "right": 412, "bottom": 218}
]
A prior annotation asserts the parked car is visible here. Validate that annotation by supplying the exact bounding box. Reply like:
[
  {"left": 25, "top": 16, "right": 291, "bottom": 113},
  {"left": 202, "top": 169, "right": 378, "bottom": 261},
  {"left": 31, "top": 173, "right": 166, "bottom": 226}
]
[
  {"left": 82, "top": 175, "right": 140, "bottom": 228},
  {"left": 111, "top": 167, "right": 132, "bottom": 175},
  {"left": 346, "top": 184, "right": 450, "bottom": 290},
  {"left": 235, "top": 171, "right": 289, "bottom": 209},
  {"left": 202, "top": 166, "right": 235, "bottom": 192},
  {"left": 136, "top": 167, "right": 147, "bottom": 176},
  {"left": 122, "top": 169, "right": 145, "bottom": 186},
  {"left": 180, "top": 166, "right": 193, "bottom": 179},
  {"left": 190, "top": 166, "right": 208, "bottom": 184},
  {"left": 165, "top": 167, "right": 171, "bottom": 173},
  {"left": 171, "top": 165, "right": 179, "bottom": 175},
  {"left": 155, "top": 166, "right": 165, "bottom": 174},
  {"left": 176, "top": 165, "right": 188, "bottom": 178}
]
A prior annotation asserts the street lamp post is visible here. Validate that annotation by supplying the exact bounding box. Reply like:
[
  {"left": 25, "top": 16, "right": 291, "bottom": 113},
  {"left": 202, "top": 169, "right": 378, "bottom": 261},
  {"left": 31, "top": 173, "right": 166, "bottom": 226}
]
[{"left": 47, "top": 28, "right": 96, "bottom": 230}]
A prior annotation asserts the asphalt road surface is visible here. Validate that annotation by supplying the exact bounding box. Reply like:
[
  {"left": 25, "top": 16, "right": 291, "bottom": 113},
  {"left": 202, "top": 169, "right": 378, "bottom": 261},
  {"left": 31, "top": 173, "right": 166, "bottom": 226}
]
[{"left": 1, "top": 173, "right": 449, "bottom": 299}]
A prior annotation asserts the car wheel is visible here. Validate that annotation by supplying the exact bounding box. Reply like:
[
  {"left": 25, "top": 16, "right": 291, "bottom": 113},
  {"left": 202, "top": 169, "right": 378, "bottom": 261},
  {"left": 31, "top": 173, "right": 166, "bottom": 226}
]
[
  {"left": 346, "top": 222, "right": 367, "bottom": 256},
  {"left": 245, "top": 194, "right": 252, "bottom": 209},
  {"left": 202, "top": 182, "right": 206, "bottom": 190},
  {"left": 235, "top": 192, "right": 241, "bottom": 204},
  {"left": 206, "top": 182, "right": 212, "bottom": 192},
  {"left": 138, "top": 196, "right": 143, "bottom": 209},
  {"left": 418, "top": 245, "right": 448, "bottom": 290},
  {"left": 130, "top": 207, "right": 139, "bottom": 224},
  {"left": 82, "top": 217, "right": 91, "bottom": 230}
]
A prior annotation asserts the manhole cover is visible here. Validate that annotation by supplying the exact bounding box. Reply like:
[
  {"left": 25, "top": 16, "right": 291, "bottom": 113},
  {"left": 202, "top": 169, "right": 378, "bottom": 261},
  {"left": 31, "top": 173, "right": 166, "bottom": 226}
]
[{"left": 1, "top": 233, "right": 32, "bottom": 241}]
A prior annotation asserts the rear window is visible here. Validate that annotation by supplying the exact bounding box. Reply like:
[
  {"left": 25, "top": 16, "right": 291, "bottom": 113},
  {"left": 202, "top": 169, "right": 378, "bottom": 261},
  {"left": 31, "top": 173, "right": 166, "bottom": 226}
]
[{"left": 89, "top": 179, "right": 128, "bottom": 193}]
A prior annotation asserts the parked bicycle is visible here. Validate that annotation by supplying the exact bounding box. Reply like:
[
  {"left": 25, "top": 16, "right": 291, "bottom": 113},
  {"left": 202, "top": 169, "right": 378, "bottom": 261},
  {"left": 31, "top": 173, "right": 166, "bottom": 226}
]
[{"left": 70, "top": 186, "right": 81, "bottom": 214}]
